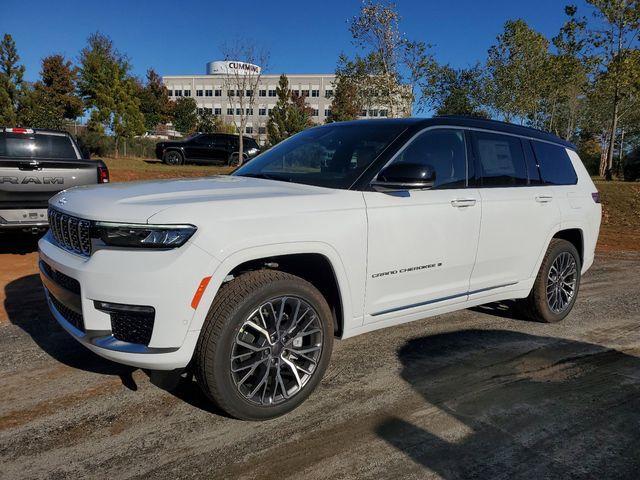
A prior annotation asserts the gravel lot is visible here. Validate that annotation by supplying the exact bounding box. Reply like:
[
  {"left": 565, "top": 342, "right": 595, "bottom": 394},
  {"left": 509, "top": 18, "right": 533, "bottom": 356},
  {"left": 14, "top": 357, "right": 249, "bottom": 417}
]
[{"left": 1, "top": 245, "right": 639, "bottom": 479}]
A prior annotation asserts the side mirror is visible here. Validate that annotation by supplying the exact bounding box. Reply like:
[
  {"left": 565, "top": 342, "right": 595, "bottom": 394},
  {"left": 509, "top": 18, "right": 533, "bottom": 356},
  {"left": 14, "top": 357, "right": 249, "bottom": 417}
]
[{"left": 371, "top": 162, "right": 436, "bottom": 191}]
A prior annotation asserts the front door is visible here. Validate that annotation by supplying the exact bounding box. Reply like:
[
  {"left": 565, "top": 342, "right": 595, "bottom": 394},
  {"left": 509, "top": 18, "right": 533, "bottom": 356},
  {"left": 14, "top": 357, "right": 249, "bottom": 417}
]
[{"left": 363, "top": 128, "right": 481, "bottom": 321}]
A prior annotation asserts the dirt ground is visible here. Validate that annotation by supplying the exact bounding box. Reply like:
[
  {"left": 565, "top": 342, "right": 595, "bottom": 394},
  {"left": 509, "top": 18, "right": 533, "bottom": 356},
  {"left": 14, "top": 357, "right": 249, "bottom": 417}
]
[{"left": 1, "top": 160, "right": 639, "bottom": 479}]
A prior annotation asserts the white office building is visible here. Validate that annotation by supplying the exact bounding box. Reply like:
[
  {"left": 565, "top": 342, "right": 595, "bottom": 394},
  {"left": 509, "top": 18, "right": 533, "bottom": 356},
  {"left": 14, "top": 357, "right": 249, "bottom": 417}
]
[{"left": 162, "top": 60, "right": 397, "bottom": 142}]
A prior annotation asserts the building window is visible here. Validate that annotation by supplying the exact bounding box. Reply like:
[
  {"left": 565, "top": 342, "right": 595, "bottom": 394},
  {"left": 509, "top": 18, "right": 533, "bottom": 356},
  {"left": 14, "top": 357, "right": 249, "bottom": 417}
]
[
  {"left": 311, "top": 109, "right": 319, "bottom": 117},
  {"left": 246, "top": 108, "right": 254, "bottom": 116},
  {"left": 379, "top": 109, "right": 388, "bottom": 117},
  {"left": 311, "top": 89, "right": 319, "bottom": 97},
  {"left": 258, "top": 126, "right": 266, "bottom": 134},
  {"left": 301, "top": 90, "right": 309, "bottom": 97},
  {"left": 214, "top": 89, "right": 222, "bottom": 97},
  {"left": 184, "top": 90, "right": 191, "bottom": 97},
  {"left": 268, "top": 108, "right": 273, "bottom": 115},
  {"left": 228, "top": 90, "right": 235, "bottom": 97},
  {"left": 259, "top": 108, "right": 267, "bottom": 116},
  {"left": 268, "top": 89, "right": 276, "bottom": 97},
  {"left": 197, "top": 108, "right": 204, "bottom": 114},
  {"left": 369, "top": 109, "right": 379, "bottom": 117},
  {"left": 236, "top": 89, "right": 243, "bottom": 97},
  {"left": 292, "top": 89, "right": 300, "bottom": 97},
  {"left": 325, "top": 89, "right": 333, "bottom": 98},
  {"left": 214, "top": 108, "right": 221, "bottom": 115},
  {"left": 259, "top": 89, "right": 267, "bottom": 97},
  {"left": 196, "top": 90, "right": 203, "bottom": 97},
  {"left": 227, "top": 108, "right": 234, "bottom": 115},
  {"left": 205, "top": 89, "right": 213, "bottom": 97},
  {"left": 205, "top": 107, "right": 213, "bottom": 114},
  {"left": 246, "top": 90, "right": 253, "bottom": 97},
  {"left": 360, "top": 109, "right": 367, "bottom": 117},
  {"left": 174, "top": 90, "right": 183, "bottom": 97},
  {"left": 245, "top": 126, "right": 253, "bottom": 134},
  {"left": 236, "top": 108, "right": 242, "bottom": 115},
  {"left": 324, "top": 108, "right": 331, "bottom": 117},
  {"left": 167, "top": 90, "right": 173, "bottom": 97}
]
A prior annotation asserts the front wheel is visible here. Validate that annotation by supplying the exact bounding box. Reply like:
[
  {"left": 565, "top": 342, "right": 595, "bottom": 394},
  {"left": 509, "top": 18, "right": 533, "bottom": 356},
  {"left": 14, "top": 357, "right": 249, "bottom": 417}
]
[
  {"left": 194, "top": 270, "right": 334, "bottom": 420},
  {"left": 520, "top": 238, "right": 581, "bottom": 323},
  {"left": 163, "top": 150, "right": 183, "bottom": 166}
]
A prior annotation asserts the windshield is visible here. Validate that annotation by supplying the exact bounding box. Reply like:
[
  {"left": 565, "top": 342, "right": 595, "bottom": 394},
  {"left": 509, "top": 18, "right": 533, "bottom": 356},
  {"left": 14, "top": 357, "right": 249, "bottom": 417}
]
[{"left": 234, "top": 123, "right": 406, "bottom": 189}]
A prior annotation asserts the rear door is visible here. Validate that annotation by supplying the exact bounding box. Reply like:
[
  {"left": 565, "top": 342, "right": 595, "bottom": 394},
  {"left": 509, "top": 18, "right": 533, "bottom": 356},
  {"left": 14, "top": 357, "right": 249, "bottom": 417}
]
[
  {"left": 467, "top": 131, "right": 561, "bottom": 297},
  {"left": 0, "top": 131, "right": 97, "bottom": 210}
]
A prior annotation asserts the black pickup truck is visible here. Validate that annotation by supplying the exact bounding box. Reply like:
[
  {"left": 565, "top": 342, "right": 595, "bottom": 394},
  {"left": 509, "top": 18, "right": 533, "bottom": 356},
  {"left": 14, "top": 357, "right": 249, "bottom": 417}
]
[{"left": 0, "top": 127, "right": 109, "bottom": 232}]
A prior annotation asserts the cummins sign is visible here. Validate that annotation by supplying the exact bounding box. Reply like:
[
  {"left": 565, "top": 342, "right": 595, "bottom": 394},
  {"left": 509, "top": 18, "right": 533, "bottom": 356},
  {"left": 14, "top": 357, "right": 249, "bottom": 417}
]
[{"left": 206, "top": 61, "right": 261, "bottom": 75}]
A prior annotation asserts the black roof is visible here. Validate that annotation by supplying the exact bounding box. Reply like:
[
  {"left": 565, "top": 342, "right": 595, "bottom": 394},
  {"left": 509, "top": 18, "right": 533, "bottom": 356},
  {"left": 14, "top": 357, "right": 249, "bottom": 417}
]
[{"left": 323, "top": 116, "right": 576, "bottom": 150}]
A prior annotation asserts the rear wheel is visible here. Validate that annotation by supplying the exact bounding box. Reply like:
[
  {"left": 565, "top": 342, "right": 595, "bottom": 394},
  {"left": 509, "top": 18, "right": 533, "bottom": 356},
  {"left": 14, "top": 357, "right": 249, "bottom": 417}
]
[
  {"left": 520, "top": 238, "right": 581, "bottom": 323},
  {"left": 227, "top": 152, "right": 247, "bottom": 167},
  {"left": 194, "top": 270, "right": 334, "bottom": 420},
  {"left": 163, "top": 150, "right": 183, "bottom": 166}
]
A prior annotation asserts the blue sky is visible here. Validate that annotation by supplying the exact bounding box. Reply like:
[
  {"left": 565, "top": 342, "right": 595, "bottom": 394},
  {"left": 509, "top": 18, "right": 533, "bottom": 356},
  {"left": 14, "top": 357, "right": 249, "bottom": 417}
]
[{"left": 2, "top": 0, "right": 594, "bottom": 82}]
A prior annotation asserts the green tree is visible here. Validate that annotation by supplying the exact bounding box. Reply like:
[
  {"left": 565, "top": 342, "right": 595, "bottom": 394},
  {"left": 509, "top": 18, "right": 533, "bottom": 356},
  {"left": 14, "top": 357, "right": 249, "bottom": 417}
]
[
  {"left": 138, "top": 68, "right": 173, "bottom": 132},
  {"left": 486, "top": 19, "right": 551, "bottom": 125},
  {"left": 196, "top": 109, "right": 229, "bottom": 133},
  {"left": 172, "top": 96, "right": 198, "bottom": 135},
  {"left": 586, "top": 0, "right": 640, "bottom": 178},
  {"left": 427, "top": 64, "right": 488, "bottom": 118},
  {"left": 78, "top": 33, "right": 145, "bottom": 157},
  {"left": 18, "top": 54, "right": 83, "bottom": 129},
  {"left": 0, "top": 33, "right": 25, "bottom": 125},
  {"left": 267, "top": 74, "right": 312, "bottom": 145}
]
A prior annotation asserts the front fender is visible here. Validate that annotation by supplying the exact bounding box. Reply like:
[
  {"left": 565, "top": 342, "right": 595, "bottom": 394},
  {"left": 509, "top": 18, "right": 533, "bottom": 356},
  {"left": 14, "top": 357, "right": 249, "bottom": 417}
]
[{"left": 187, "top": 241, "right": 355, "bottom": 334}]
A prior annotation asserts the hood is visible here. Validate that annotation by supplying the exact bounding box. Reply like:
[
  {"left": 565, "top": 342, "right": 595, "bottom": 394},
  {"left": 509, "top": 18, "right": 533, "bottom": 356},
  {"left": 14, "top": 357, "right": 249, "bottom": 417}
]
[{"left": 49, "top": 175, "right": 333, "bottom": 223}]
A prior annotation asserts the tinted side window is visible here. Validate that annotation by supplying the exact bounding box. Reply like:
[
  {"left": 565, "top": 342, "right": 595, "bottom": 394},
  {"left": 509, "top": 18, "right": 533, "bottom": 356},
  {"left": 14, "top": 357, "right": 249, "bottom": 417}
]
[
  {"left": 472, "top": 132, "right": 527, "bottom": 186},
  {"left": 392, "top": 129, "right": 467, "bottom": 189},
  {"left": 532, "top": 141, "right": 577, "bottom": 185},
  {"left": 193, "top": 135, "right": 210, "bottom": 145}
]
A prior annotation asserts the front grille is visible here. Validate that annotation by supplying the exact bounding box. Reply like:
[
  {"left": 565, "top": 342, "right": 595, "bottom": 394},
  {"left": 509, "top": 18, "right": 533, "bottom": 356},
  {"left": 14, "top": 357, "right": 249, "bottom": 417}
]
[
  {"left": 110, "top": 312, "right": 155, "bottom": 346},
  {"left": 40, "top": 261, "right": 81, "bottom": 295},
  {"left": 48, "top": 207, "right": 91, "bottom": 256},
  {"left": 49, "top": 292, "right": 85, "bottom": 332}
]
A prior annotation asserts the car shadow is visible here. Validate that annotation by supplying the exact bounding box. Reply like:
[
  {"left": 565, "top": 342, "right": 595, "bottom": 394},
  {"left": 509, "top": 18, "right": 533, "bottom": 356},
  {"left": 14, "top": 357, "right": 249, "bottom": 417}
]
[
  {"left": 5, "top": 274, "right": 135, "bottom": 380},
  {"left": 375, "top": 329, "right": 640, "bottom": 478},
  {"left": 0, "top": 231, "right": 43, "bottom": 254},
  {"left": 469, "top": 300, "right": 530, "bottom": 321}
]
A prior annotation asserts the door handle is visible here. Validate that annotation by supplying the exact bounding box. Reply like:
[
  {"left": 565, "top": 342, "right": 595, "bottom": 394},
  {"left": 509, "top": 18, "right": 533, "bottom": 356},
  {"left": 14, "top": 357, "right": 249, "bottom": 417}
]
[
  {"left": 535, "top": 195, "right": 553, "bottom": 203},
  {"left": 451, "top": 198, "right": 477, "bottom": 208}
]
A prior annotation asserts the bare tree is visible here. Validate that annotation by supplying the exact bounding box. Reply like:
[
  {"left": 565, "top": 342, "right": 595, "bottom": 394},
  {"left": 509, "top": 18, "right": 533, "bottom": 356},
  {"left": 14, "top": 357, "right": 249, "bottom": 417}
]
[{"left": 220, "top": 41, "right": 269, "bottom": 165}]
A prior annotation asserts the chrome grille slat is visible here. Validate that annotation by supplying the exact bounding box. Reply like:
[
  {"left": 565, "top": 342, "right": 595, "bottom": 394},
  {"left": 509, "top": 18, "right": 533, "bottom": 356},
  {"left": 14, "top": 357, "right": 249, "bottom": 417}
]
[{"left": 48, "top": 207, "right": 92, "bottom": 257}]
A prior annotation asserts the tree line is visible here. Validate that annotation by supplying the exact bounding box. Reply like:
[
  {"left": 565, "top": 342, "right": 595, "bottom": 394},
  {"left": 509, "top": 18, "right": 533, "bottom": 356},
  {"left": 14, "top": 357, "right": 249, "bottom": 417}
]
[
  {"left": 329, "top": 0, "right": 640, "bottom": 180},
  {"left": 1, "top": 0, "right": 639, "bottom": 179}
]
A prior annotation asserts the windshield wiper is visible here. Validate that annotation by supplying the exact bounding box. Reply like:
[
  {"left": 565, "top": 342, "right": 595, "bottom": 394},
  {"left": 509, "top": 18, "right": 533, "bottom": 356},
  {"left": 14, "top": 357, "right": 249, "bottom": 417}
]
[{"left": 237, "top": 172, "right": 292, "bottom": 183}]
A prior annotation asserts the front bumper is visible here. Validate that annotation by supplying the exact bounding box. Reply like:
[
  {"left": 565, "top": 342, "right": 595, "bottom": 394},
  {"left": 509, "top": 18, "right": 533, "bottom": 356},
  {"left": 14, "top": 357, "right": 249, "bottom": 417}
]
[{"left": 38, "top": 231, "right": 217, "bottom": 370}]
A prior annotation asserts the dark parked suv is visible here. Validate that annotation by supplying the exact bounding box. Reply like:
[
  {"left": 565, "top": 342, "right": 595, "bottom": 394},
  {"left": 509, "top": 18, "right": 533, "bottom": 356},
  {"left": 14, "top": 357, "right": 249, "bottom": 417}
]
[{"left": 155, "top": 133, "right": 260, "bottom": 166}]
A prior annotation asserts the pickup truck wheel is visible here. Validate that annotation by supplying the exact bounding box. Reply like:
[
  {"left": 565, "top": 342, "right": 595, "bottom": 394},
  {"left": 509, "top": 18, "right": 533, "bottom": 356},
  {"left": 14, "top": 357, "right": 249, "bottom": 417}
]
[
  {"left": 194, "top": 270, "right": 334, "bottom": 420},
  {"left": 227, "top": 152, "right": 247, "bottom": 167},
  {"left": 520, "top": 238, "right": 581, "bottom": 323},
  {"left": 163, "top": 150, "right": 183, "bottom": 166}
]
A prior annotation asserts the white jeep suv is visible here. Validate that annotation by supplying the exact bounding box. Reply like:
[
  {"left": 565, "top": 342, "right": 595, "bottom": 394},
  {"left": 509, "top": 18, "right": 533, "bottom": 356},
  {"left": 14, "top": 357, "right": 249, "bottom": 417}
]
[{"left": 39, "top": 117, "right": 601, "bottom": 420}]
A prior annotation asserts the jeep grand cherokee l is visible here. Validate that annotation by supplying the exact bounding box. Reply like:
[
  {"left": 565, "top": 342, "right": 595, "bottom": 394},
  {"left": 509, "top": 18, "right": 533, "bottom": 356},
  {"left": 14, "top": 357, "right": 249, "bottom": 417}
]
[
  {"left": 39, "top": 117, "right": 601, "bottom": 420},
  {"left": 0, "top": 127, "right": 109, "bottom": 232}
]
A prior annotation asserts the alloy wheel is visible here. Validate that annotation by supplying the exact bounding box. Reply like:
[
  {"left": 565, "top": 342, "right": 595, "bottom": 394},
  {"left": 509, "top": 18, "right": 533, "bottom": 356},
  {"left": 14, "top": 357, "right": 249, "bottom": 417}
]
[
  {"left": 546, "top": 251, "right": 577, "bottom": 314},
  {"left": 230, "top": 296, "right": 323, "bottom": 406}
]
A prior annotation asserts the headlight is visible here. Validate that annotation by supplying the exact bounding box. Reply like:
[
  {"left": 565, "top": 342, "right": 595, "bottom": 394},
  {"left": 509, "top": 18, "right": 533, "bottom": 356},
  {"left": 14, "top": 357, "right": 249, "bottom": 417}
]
[
  {"left": 93, "top": 222, "right": 197, "bottom": 249},
  {"left": 247, "top": 147, "right": 258, "bottom": 154}
]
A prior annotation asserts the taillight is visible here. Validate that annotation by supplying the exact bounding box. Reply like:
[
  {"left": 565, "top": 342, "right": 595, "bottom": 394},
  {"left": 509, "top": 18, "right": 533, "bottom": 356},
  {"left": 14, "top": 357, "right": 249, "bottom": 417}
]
[
  {"left": 98, "top": 165, "right": 110, "bottom": 183},
  {"left": 5, "top": 127, "right": 33, "bottom": 134},
  {"left": 591, "top": 192, "right": 601, "bottom": 203}
]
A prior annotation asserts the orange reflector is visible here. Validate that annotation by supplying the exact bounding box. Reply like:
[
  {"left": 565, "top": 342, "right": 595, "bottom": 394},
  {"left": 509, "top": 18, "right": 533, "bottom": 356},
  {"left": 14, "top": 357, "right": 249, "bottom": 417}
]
[{"left": 191, "top": 276, "right": 212, "bottom": 309}]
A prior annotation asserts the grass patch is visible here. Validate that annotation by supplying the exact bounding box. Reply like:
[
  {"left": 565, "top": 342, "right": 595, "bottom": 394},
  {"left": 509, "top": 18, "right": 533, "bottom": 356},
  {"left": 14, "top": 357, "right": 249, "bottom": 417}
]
[{"left": 103, "top": 157, "right": 233, "bottom": 183}]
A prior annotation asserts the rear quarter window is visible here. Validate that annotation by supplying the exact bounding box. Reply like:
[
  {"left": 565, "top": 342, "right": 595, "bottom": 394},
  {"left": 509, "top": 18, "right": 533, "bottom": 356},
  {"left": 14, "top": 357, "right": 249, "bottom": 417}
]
[{"left": 532, "top": 141, "right": 577, "bottom": 185}]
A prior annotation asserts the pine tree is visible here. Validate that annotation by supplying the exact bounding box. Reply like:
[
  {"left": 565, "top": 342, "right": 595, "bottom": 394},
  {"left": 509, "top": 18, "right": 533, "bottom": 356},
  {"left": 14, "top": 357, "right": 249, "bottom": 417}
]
[
  {"left": 266, "top": 74, "right": 312, "bottom": 146},
  {"left": 0, "top": 33, "right": 25, "bottom": 125},
  {"left": 138, "top": 68, "right": 173, "bottom": 132}
]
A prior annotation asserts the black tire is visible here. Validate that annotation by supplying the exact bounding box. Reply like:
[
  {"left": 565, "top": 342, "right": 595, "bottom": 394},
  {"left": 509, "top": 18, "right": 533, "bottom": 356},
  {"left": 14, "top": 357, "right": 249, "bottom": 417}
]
[
  {"left": 163, "top": 150, "right": 183, "bottom": 166},
  {"left": 194, "top": 270, "right": 334, "bottom": 420},
  {"left": 227, "top": 152, "right": 247, "bottom": 167},
  {"left": 520, "top": 238, "right": 581, "bottom": 323}
]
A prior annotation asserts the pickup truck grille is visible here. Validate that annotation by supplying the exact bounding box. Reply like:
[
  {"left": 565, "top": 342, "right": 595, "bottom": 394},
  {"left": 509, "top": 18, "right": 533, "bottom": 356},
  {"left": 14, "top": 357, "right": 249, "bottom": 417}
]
[{"left": 48, "top": 208, "right": 92, "bottom": 256}]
